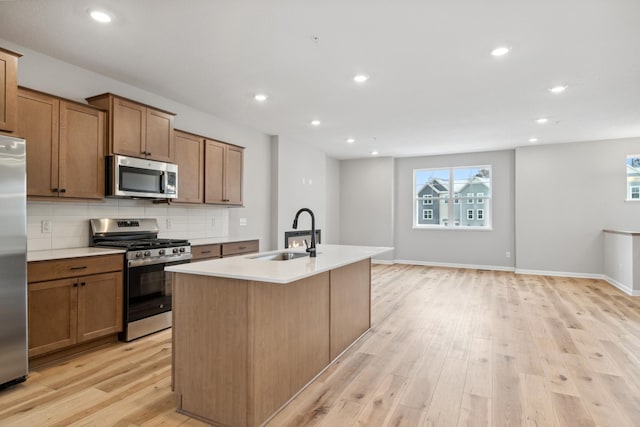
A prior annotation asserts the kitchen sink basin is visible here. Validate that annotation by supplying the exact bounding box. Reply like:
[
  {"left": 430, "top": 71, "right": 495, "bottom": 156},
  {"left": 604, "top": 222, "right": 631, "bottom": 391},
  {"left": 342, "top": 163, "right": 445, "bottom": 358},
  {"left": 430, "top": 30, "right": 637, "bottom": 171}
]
[{"left": 250, "top": 251, "right": 311, "bottom": 261}]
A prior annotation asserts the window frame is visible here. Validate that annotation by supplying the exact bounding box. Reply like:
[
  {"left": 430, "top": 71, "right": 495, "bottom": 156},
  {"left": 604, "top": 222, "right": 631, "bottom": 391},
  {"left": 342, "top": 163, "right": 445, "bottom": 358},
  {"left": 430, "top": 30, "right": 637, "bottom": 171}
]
[
  {"left": 423, "top": 209, "right": 433, "bottom": 220},
  {"left": 413, "top": 165, "right": 492, "bottom": 230},
  {"left": 626, "top": 154, "right": 640, "bottom": 201}
]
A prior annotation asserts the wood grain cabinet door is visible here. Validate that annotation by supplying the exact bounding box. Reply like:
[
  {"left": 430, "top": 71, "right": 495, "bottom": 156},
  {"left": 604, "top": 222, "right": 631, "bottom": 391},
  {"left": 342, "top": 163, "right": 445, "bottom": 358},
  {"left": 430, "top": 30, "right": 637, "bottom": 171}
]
[
  {"left": 0, "top": 49, "right": 19, "bottom": 132},
  {"left": 28, "top": 278, "right": 78, "bottom": 357},
  {"left": 17, "top": 89, "right": 60, "bottom": 197},
  {"left": 112, "top": 97, "right": 146, "bottom": 158},
  {"left": 204, "top": 139, "right": 225, "bottom": 204},
  {"left": 76, "top": 272, "right": 123, "bottom": 343},
  {"left": 174, "top": 130, "right": 204, "bottom": 203},
  {"left": 59, "top": 101, "right": 105, "bottom": 199},
  {"left": 145, "top": 108, "right": 174, "bottom": 162},
  {"left": 226, "top": 145, "right": 244, "bottom": 205}
]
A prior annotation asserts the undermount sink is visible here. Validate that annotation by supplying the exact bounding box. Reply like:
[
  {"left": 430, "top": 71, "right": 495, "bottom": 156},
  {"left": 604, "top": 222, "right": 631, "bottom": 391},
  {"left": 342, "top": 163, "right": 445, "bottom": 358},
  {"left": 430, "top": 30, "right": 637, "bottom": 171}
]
[{"left": 250, "top": 251, "right": 311, "bottom": 261}]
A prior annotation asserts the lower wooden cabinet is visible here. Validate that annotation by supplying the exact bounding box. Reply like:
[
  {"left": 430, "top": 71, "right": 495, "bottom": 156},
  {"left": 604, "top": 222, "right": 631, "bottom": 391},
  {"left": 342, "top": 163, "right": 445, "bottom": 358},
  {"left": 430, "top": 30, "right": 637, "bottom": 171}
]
[
  {"left": 191, "top": 240, "right": 259, "bottom": 261},
  {"left": 27, "top": 255, "right": 124, "bottom": 359}
]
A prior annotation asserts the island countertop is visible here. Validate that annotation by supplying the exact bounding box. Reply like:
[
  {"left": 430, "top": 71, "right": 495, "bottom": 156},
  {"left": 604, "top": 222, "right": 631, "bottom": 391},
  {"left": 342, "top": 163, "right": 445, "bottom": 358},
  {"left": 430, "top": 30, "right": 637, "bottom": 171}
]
[{"left": 166, "top": 244, "right": 393, "bottom": 284}]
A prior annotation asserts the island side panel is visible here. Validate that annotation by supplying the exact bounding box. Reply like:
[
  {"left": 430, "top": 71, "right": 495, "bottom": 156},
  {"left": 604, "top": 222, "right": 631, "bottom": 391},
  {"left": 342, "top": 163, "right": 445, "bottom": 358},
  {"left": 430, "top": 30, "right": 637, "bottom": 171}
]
[
  {"left": 247, "top": 272, "right": 330, "bottom": 427},
  {"left": 329, "top": 258, "right": 372, "bottom": 360},
  {"left": 173, "top": 273, "right": 248, "bottom": 427}
]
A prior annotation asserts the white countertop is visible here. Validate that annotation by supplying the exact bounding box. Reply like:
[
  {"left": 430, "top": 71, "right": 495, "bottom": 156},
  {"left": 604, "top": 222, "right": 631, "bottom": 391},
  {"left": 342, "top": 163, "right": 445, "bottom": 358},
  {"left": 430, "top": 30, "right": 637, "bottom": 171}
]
[
  {"left": 166, "top": 244, "right": 393, "bottom": 284},
  {"left": 188, "top": 236, "right": 261, "bottom": 246},
  {"left": 28, "top": 247, "right": 126, "bottom": 262},
  {"left": 603, "top": 229, "right": 640, "bottom": 236}
]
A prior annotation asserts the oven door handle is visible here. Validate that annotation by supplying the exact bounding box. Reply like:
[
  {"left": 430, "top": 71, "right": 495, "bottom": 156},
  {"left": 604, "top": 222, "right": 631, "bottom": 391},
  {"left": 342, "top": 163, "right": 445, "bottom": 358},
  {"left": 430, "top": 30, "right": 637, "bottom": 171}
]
[{"left": 128, "top": 253, "right": 192, "bottom": 268}]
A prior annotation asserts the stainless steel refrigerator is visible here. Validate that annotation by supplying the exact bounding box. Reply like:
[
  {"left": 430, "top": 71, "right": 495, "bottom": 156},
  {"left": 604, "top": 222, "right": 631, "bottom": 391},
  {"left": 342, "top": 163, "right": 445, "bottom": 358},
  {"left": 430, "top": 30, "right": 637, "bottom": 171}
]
[{"left": 0, "top": 135, "right": 28, "bottom": 388}]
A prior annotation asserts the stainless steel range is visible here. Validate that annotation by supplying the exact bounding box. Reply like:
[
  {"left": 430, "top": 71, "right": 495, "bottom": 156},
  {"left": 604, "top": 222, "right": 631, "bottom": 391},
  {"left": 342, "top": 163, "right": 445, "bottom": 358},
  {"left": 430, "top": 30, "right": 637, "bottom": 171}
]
[{"left": 90, "top": 218, "right": 191, "bottom": 341}]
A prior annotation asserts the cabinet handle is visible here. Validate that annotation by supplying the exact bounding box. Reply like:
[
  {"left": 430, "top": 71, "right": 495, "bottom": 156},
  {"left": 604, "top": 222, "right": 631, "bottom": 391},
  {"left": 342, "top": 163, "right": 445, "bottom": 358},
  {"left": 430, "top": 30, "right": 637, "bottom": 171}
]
[
  {"left": 70, "top": 266, "right": 87, "bottom": 271},
  {"left": 52, "top": 188, "right": 58, "bottom": 192},
  {"left": 238, "top": 246, "right": 246, "bottom": 250},
  {"left": 73, "top": 283, "right": 78, "bottom": 288},
  {"left": 59, "top": 188, "right": 66, "bottom": 193},
  {"left": 80, "top": 282, "right": 86, "bottom": 286},
  {"left": 147, "top": 152, "right": 151, "bottom": 156},
  {"left": 200, "top": 250, "right": 211, "bottom": 254},
  {"left": 222, "top": 199, "right": 230, "bottom": 202}
]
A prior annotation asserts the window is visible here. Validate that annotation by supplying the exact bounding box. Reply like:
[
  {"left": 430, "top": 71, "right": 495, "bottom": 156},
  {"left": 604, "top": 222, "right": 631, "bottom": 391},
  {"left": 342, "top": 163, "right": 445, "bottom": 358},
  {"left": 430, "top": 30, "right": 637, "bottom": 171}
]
[
  {"left": 627, "top": 155, "right": 640, "bottom": 201},
  {"left": 414, "top": 166, "right": 492, "bottom": 228}
]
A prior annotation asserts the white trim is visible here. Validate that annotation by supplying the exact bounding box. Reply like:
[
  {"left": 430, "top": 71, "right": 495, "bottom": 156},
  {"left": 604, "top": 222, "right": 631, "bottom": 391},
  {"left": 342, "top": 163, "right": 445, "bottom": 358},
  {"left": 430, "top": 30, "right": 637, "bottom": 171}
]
[
  {"left": 602, "top": 275, "right": 640, "bottom": 296},
  {"left": 372, "top": 259, "right": 394, "bottom": 265},
  {"left": 395, "top": 259, "right": 514, "bottom": 272},
  {"left": 514, "top": 268, "right": 602, "bottom": 279}
]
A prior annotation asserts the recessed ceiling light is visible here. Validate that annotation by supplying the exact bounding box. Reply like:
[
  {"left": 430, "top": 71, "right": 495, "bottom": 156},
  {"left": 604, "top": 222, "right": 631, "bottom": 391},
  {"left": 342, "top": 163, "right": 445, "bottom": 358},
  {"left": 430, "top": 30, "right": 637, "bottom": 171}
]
[
  {"left": 548, "top": 85, "right": 568, "bottom": 93},
  {"left": 536, "top": 117, "right": 549, "bottom": 124},
  {"left": 354, "top": 74, "right": 369, "bottom": 83},
  {"left": 371, "top": 150, "right": 379, "bottom": 156},
  {"left": 491, "top": 46, "right": 510, "bottom": 56},
  {"left": 89, "top": 10, "right": 112, "bottom": 23},
  {"left": 528, "top": 137, "right": 538, "bottom": 143},
  {"left": 311, "top": 120, "right": 321, "bottom": 126},
  {"left": 254, "top": 94, "right": 268, "bottom": 102},
  {"left": 346, "top": 138, "right": 355, "bottom": 144}
]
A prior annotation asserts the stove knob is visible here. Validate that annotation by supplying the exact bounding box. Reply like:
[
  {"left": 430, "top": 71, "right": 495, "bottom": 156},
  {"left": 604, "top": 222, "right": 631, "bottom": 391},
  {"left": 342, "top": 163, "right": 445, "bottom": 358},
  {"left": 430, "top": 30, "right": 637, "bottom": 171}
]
[
  {"left": 172, "top": 248, "right": 179, "bottom": 254},
  {"left": 159, "top": 249, "right": 165, "bottom": 255},
  {"left": 144, "top": 251, "right": 151, "bottom": 257},
  {"left": 179, "top": 247, "right": 185, "bottom": 253},
  {"left": 135, "top": 252, "right": 142, "bottom": 258}
]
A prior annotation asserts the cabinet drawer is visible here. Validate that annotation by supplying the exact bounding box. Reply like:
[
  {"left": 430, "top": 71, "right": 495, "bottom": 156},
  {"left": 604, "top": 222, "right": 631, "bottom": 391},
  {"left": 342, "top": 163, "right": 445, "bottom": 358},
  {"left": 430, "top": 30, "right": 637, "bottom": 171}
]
[
  {"left": 28, "top": 254, "right": 124, "bottom": 283},
  {"left": 221, "top": 240, "right": 259, "bottom": 257},
  {"left": 191, "top": 244, "right": 221, "bottom": 260}
]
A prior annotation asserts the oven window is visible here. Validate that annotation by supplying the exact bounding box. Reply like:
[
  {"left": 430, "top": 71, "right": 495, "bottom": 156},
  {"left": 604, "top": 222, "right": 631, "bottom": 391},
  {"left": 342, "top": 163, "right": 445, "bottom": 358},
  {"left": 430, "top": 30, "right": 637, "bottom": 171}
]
[
  {"left": 120, "top": 166, "right": 162, "bottom": 194},
  {"left": 127, "top": 263, "right": 172, "bottom": 322}
]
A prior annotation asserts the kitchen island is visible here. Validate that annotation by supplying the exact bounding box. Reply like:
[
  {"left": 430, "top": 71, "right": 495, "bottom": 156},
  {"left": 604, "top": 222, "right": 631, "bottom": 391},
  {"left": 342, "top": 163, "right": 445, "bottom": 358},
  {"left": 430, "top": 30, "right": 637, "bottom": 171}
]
[{"left": 166, "top": 244, "right": 391, "bottom": 427}]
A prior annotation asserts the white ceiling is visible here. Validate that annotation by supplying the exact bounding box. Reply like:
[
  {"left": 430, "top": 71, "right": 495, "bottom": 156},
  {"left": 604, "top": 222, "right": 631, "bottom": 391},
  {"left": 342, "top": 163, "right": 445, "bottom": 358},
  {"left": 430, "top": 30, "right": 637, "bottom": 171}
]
[{"left": 0, "top": 0, "right": 639, "bottom": 159}]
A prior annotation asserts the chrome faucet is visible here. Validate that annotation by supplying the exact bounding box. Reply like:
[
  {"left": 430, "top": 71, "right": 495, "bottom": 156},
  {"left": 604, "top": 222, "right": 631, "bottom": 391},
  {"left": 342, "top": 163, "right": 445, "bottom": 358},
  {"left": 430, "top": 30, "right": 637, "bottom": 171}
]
[{"left": 292, "top": 208, "right": 317, "bottom": 257}]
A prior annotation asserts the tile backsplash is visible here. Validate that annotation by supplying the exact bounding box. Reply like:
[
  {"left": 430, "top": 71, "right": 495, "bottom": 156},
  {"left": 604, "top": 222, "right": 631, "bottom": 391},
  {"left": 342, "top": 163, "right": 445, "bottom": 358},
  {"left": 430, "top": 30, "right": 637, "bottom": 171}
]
[{"left": 27, "top": 199, "right": 229, "bottom": 251}]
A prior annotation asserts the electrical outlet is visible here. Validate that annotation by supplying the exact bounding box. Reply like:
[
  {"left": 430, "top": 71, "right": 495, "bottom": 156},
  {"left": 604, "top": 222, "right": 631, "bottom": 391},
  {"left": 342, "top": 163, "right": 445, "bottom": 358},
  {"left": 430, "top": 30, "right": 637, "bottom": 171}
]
[
  {"left": 505, "top": 251, "right": 511, "bottom": 258},
  {"left": 166, "top": 218, "right": 172, "bottom": 229},
  {"left": 211, "top": 217, "right": 216, "bottom": 227},
  {"left": 239, "top": 218, "right": 247, "bottom": 226},
  {"left": 41, "top": 219, "right": 52, "bottom": 233}
]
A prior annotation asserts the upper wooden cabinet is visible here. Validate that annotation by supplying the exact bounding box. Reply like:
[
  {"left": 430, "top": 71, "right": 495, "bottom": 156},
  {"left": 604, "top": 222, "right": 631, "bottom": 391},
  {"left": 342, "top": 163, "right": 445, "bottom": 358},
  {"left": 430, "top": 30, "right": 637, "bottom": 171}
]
[
  {"left": 86, "top": 93, "right": 175, "bottom": 162},
  {"left": 174, "top": 130, "right": 204, "bottom": 203},
  {"left": 205, "top": 139, "right": 244, "bottom": 206},
  {"left": 0, "top": 47, "right": 21, "bottom": 133},
  {"left": 17, "top": 88, "right": 105, "bottom": 199}
]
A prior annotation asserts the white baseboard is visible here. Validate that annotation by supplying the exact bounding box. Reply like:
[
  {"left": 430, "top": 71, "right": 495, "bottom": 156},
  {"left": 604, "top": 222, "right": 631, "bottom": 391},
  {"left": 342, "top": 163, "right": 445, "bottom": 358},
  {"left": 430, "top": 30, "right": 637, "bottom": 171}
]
[
  {"left": 514, "top": 269, "right": 602, "bottom": 280},
  {"left": 394, "top": 259, "right": 515, "bottom": 272},
  {"left": 602, "top": 275, "right": 640, "bottom": 296},
  {"left": 372, "top": 259, "right": 394, "bottom": 265}
]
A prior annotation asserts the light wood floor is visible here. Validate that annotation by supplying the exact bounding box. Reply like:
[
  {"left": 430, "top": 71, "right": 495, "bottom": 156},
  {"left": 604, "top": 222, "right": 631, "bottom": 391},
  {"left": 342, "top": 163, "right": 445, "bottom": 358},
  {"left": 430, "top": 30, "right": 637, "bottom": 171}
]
[{"left": 1, "top": 264, "right": 640, "bottom": 426}]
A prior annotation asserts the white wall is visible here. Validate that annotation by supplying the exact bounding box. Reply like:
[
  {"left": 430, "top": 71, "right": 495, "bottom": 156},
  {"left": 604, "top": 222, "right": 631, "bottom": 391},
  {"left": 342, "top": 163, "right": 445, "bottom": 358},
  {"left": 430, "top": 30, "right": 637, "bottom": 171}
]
[
  {"left": 325, "top": 156, "right": 341, "bottom": 244},
  {"left": 394, "top": 150, "right": 515, "bottom": 269},
  {"left": 3, "top": 39, "right": 272, "bottom": 250},
  {"left": 515, "top": 137, "right": 640, "bottom": 276},
  {"left": 339, "top": 157, "right": 395, "bottom": 260},
  {"left": 272, "top": 136, "right": 335, "bottom": 250}
]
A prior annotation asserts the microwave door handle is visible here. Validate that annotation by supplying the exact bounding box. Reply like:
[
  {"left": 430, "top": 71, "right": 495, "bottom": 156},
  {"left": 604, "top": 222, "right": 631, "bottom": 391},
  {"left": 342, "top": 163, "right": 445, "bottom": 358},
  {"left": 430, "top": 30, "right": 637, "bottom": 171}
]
[{"left": 160, "top": 171, "right": 166, "bottom": 194}]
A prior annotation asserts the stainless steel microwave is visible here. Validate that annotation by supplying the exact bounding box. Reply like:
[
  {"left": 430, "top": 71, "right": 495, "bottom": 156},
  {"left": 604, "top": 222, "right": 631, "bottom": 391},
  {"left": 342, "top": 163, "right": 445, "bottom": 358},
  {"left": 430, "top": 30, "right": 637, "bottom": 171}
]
[{"left": 106, "top": 155, "right": 178, "bottom": 199}]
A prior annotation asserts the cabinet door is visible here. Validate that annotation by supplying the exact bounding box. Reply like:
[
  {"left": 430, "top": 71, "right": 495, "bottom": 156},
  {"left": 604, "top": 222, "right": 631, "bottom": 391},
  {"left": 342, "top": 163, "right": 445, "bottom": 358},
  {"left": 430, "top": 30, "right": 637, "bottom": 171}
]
[
  {"left": 112, "top": 97, "right": 146, "bottom": 158},
  {"left": 175, "top": 131, "right": 204, "bottom": 203},
  {"left": 59, "top": 101, "right": 105, "bottom": 199},
  {"left": 17, "top": 89, "right": 60, "bottom": 197},
  {"left": 28, "top": 278, "right": 78, "bottom": 357},
  {"left": 226, "top": 146, "right": 244, "bottom": 205},
  {"left": 204, "top": 139, "right": 225, "bottom": 204},
  {"left": 145, "top": 108, "right": 174, "bottom": 162},
  {"left": 0, "top": 49, "right": 19, "bottom": 132},
  {"left": 77, "top": 272, "right": 123, "bottom": 343}
]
